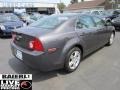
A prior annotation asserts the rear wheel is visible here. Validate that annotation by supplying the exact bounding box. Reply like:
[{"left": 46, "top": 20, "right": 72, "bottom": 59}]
[
  {"left": 64, "top": 47, "right": 82, "bottom": 73},
  {"left": 107, "top": 32, "right": 115, "bottom": 46}
]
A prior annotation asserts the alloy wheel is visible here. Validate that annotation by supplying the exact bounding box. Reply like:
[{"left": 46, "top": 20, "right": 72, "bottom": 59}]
[{"left": 68, "top": 51, "right": 81, "bottom": 70}]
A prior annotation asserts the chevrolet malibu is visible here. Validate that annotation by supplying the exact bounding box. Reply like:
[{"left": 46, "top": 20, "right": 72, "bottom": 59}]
[{"left": 11, "top": 13, "right": 115, "bottom": 72}]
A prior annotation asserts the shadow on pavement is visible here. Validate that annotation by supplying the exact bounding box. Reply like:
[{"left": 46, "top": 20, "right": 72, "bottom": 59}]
[
  {"left": 8, "top": 46, "right": 106, "bottom": 82},
  {"left": 9, "top": 58, "right": 66, "bottom": 82}
]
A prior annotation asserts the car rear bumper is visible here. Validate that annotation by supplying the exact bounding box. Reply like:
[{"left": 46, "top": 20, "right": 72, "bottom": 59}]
[{"left": 11, "top": 43, "right": 64, "bottom": 71}]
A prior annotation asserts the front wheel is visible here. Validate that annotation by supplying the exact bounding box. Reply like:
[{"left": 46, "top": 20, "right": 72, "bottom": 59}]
[
  {"left": 107, "top": 32, "right": 115, "bottom": 46},
  {"left": 64, "top": 47, "right": 82, "bottom": 73}
]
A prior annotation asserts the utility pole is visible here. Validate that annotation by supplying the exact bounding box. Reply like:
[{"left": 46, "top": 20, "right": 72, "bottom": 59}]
[
  {"left": 110, "top": 0, "right": 115, "bottom": 9},
  {"left": 116, "top": 0, "right": 119, "bottom": 9}
]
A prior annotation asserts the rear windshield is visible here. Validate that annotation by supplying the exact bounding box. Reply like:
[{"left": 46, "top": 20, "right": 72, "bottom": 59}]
[{"left": 30, "top": 15, "right": 69, "bottom": 29}]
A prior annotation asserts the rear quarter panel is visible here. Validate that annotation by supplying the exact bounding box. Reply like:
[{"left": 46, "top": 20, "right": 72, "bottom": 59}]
[{"left": 38, "top": 18, "right": 85, "bottom": 67}]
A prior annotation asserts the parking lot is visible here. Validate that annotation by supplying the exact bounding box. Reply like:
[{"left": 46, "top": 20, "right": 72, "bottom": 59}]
[{"left": 0, "top": 32, "right": 119, "bottom": 90}]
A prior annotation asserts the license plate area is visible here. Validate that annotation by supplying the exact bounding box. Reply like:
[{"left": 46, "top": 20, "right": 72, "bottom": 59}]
[{"left": 16, "top": 50, "right": 23, "bottom": 60}]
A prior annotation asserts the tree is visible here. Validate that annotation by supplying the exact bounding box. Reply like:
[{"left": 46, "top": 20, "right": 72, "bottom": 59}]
[
  {"left": 70, "top": 0, "right": 78, "bottom": 4},
  {"left": 57, "top": 3, "right": 66, "bottom": 13}
]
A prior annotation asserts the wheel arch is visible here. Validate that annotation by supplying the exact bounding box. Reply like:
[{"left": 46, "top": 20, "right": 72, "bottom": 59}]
[
  {"left": 72, "top": 44, "right": 83, "bottom": 56},
  {"left": 61, "top": 43, "right": 84, "bottom": 62}
]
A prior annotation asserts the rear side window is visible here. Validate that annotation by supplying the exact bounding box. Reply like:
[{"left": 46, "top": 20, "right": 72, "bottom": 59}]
[
  {"left": 93, "top": 17, "right": 105, "bottom": 27},
  {"left": 76, "top": 16, "right": 96, "bottom": 29},
  {"left": 30, "top": 16, "right": 69, "bottom": 29}
]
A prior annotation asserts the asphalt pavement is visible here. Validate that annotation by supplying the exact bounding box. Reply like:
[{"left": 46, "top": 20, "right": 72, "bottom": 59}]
[{"left": 0, "top": 32, "right": 120, "bottom": 90}]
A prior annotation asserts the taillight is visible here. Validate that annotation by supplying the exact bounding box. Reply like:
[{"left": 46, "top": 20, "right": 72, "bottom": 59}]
[{"left": 29, "top": 38, "right": 44, "bottom": 51}]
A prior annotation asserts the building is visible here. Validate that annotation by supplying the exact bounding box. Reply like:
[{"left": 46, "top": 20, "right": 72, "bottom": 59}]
[
  {"left": 0, "top": 1, "right": 60, "bottom": 14},
  {"left": 64, "top": 0, "right": 120, "bottom": 12}
]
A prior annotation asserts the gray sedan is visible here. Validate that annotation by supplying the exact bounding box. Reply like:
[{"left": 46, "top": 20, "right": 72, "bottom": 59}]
[{"left": 11, "top": 13, "right": 115, "bottom": 73}]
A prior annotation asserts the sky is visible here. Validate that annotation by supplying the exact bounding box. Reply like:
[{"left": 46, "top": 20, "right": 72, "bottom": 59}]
[{"left": 0, "top": 0, "right": 92, "bottom": 6}]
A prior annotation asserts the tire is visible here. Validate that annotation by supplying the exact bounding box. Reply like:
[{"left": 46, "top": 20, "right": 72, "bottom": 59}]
[
  {"left": 64, "top": 47, "right": 82, "bottom": 73},
  {"left": 0, "top": 33, "right": 3, "bottom": 38},
  {"left": 107, "top": 32, "right": 115, "bottom": 46}
]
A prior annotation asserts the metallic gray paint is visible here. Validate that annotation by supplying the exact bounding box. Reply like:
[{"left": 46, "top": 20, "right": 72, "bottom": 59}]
[{"left": 11, "top": 14, "right": 115, "bottom": 71}]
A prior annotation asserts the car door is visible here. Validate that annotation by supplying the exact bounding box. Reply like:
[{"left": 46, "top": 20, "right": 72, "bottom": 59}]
[
  {"left": 75, "top": 15, "right": 99, "bottom": 55},
  {"left": 92, "top": 16, "right": 110, "bottom": 47}
]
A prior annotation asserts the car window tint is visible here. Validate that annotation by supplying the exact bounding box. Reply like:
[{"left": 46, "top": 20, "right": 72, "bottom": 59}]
[
  {"left": 93, "top": 17, "right": 105, "bottom": 27},
  {"left": 30, "top": 16, "right": 69, "bottom": 29},
  {"left": 76, "top": 16, "right": 95, "bottom": 29}
]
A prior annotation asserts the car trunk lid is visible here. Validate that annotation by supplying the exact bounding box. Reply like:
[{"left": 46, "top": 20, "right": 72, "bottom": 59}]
[{"left": 12, "top": 26, "right": 52, "bottom": 51}]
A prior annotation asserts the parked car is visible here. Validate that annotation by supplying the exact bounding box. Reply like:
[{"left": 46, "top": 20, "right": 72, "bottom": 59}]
[
  {"left": 112, "top": 15, "right": 120, "bottom": 31},
  {"left": 14, "top": 13, "right": 30, "bottom": 23},
  {"left": 81, "top": 10, "right": 110, "bottom": 21},
  {"left": 0, "top": 13, "right": 25, "bottom": 37},
  {"left": 104, "top": 10, "right": 120, "bottom": 20},
  {"left": 11, "top": 13, "right": 115, "bottom": 72},
  {"left": 26, "top": 13, "right": 47, "bottom": 25},
  {"left": 91, "top": 10, "right": 104, "bottom": 15},
  {"left": 90, "top": 10, "right": 113, "bottom": 21}
]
